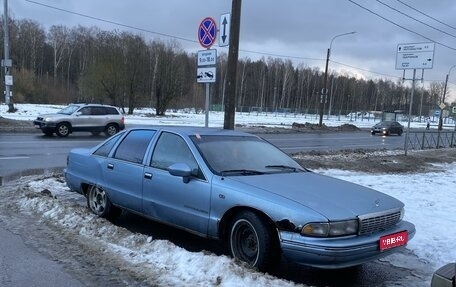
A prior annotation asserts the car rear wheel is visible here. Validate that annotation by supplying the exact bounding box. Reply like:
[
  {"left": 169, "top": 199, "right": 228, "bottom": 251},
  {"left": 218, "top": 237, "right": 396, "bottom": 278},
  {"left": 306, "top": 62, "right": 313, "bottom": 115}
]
[
  {"left": 229, "top": 211, "right": 279, "bottom": 271},
  {"left": 56, "top": 123, "right": 70, "bottom": 137},
  {"left": 87, "top": 185, "right": 121, "bottom": 220},
  {"left": 105, "top": 123, "right": 119, "bottom": 137}
]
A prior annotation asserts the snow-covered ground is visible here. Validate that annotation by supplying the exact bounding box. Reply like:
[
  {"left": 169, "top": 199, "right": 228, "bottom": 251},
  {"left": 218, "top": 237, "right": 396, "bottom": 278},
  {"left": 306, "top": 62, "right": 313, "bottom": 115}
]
[
  {"left": 2, "top": 103, "right": 454, "bottom": 130},
  {"left": 1, "top": 103, "right": 456, "bottom": 286}
]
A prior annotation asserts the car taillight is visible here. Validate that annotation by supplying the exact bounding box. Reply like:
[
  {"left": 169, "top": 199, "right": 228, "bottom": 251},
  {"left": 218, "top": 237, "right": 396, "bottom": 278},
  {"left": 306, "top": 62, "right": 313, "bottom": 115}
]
[{"left": 121, "top": 116, "right": 124, "bottom": 123}]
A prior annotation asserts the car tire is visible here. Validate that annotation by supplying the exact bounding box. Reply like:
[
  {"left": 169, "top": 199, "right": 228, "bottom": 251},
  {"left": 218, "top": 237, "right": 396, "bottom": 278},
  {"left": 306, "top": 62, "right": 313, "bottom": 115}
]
[
  {"left": 87, "top": 185, "right": 121, "bottom": 220},
  {"left": 105, "top": 123, "right": 119, "bottom": 137},
  {"left": 371, "top": 132, "right": 375, "bottom": 135},
  {"left": 56, "top": 123, "right": 70, "bottom": 137},
  {"left": 398, "top": 130, "right": 403, "bottom": 136},
  {"left": 229, "top": 211, "right": 280, "bottom": 271}
]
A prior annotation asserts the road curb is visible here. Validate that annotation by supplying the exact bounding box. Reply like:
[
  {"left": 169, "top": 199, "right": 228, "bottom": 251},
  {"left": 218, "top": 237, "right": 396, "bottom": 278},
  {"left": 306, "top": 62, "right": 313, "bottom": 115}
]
[{"left": 0, "top": 167, "right": 64, "bottom": 186}]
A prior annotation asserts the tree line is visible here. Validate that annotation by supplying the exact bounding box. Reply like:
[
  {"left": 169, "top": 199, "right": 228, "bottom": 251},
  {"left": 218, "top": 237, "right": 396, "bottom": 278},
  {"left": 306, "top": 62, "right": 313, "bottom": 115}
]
[{"left": 1, "top": 17, "right": 451, "bottom": 117}]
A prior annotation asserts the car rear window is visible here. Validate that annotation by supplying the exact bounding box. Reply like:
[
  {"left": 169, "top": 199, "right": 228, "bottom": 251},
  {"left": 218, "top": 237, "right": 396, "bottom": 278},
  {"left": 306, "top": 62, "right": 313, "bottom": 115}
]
[
  {"left": 105, "top": 107, "right": 120, "bottom": 115},
  {"left": 114, "top": 130, "right": 156, "bottom": 164}
]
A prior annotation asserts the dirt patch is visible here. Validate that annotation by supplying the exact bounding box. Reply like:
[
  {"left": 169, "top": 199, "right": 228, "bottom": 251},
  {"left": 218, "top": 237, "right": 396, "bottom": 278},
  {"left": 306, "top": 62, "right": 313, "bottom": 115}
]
[
  {"left": 293, "top": 148, "right": 456, "bottom": 173},
  {"left": 0, "top": 116, "right": 36, "bottom": 132}
]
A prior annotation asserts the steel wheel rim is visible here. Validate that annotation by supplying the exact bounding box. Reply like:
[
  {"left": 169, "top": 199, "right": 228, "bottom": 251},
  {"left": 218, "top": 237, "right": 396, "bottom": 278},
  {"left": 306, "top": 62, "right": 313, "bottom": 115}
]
[
  {"left": 231, "top": 219, "right": 259, "bottom": 265},
  {"left": 89, "top": 186, "right": 106, "bottom": 215}
]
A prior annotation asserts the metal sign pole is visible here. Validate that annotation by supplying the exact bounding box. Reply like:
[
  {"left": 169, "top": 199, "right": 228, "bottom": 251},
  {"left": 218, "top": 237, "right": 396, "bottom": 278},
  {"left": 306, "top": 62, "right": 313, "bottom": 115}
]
[
  {"left": 404, "top": 69, "right": 416, "bottom": 156},
  {"left": 205, "top": 83, "right": 209, "bottom": 127}
]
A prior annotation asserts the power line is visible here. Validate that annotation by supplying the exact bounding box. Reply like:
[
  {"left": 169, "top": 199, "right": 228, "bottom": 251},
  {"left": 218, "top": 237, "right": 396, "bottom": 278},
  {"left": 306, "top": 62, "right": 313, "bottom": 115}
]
[
  {"left": 395, "top": 0, "right": 456, "bottom": 32},
  {"left": 376, "top": 0, "right": 456, "bottom": 39},
  {"left": 348, "top": 0, "right": 456, "bottom": 51},
  {"left": 25, "top": 0, "right": 199, "bottom": 44}
]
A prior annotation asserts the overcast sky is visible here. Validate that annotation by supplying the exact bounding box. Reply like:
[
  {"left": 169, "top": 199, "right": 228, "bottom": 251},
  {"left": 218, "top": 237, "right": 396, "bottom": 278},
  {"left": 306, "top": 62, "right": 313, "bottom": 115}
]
[{"left": 8, "top": 0, "right": 456, "bottom": 101}]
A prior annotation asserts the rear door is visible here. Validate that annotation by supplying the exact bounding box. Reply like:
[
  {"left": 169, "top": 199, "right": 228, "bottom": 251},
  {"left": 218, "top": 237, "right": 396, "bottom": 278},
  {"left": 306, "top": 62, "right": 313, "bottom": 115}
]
[{"left": 101, "top": 129, "right": 156, "bottom": 212}]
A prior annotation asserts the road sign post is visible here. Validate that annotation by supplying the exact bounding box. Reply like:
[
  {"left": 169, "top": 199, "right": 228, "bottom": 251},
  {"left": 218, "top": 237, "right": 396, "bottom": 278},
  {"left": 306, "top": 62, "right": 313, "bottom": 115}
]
[
  {"left": 396, "top": 42, "right": 435, "bottom": 155},
  {"left": 197, "top": 18, "right": 217, "bottom": 127}
]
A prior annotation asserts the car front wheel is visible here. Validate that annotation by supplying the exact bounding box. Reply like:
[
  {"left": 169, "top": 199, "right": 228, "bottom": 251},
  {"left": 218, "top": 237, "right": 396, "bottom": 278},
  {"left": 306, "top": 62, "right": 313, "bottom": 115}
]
[
  {"left": 229, "top": 211, "right": 279, "bottom": 271},
  {"left": 56, "top": 123, "right": 70, "bottom": 137},
  {"left": 87, "top": 185, "right": 121, "bottom": 220},
  {"left": 105, "top": 123, "right": 119, "bottom": 137}
]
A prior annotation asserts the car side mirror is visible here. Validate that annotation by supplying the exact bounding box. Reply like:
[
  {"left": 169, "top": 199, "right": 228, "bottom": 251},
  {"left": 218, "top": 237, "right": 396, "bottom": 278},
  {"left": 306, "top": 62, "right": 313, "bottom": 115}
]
[{"left": 168, "top": 163, "right": 192, "bottom": 183}]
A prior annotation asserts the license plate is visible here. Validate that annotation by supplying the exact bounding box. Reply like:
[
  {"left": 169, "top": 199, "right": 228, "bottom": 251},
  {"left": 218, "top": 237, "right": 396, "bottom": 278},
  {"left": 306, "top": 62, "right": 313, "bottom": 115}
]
[{"left": 379, "top": 231, "right": 408, "bottom": 251}]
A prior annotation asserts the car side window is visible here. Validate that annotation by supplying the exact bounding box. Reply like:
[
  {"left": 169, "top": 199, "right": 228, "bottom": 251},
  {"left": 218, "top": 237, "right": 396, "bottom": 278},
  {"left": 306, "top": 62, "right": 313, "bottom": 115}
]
[
  {"left": 93, "top": 133, "right": 123, "bottom": 157},
  {"left": 92, "top": 107, "right": 106, "bottom": 115},
  {"left": 114, "top": 130, "right": 156, "bottom": 164},
  {"left": 105, "top": 107, "right": 119, "bottom": 115},
  {"left": 151, "top": 132, "right": 204, "bottom": 180},
  {"left": 79, "top": 107, "right": 91, "bottom": 115}
]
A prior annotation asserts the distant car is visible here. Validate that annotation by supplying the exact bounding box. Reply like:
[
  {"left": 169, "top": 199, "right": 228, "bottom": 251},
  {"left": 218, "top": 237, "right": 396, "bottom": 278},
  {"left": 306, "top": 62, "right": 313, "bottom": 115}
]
[
  {"left": 64, "top": 127, "right": 415, "bottom": 271},
  {"left": 371, "top": 121, "right": 403, "bottom": 136},
  {"left": 33, "top": 103, "right": 125, "bottom": 137}
]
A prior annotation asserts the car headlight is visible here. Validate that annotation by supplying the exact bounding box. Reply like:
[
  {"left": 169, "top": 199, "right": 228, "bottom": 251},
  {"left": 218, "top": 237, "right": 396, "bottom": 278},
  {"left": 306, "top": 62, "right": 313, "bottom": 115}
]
[
  {"left": 44, "top": 117, "right": 53, "bottom": 122},
  {"left": 301, "top": 220, "right": 359, "bottom": 237}
]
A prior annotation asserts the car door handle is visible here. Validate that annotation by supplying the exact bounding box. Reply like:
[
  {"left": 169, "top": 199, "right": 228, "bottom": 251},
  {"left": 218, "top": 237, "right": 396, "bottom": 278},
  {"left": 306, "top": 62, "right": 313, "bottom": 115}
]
[
  {"left": 144, "top": 172, "right": 153, "bottom": 179},
  {"left": 107, "top": 163, "right": 114, "bottom": 170}
]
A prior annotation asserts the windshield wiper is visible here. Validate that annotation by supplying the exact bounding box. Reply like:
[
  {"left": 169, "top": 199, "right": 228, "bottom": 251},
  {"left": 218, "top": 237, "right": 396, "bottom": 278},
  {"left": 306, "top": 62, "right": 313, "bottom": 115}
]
[
  {"left": 265, "top": 165, "right": 302, "bottom": 172},
  {"left": 220, "top": 169, "right": 264, "bottom": 176}
]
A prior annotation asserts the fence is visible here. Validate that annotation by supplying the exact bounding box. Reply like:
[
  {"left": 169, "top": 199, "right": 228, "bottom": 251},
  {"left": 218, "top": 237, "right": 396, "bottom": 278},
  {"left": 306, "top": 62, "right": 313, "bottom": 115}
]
[{"left": 406, "top": 131, "right": 456, "bottom": 150}]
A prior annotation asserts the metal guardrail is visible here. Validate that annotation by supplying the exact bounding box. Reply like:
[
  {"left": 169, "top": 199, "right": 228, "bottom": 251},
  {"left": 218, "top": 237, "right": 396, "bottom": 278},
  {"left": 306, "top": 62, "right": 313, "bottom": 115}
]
[{"left": 406, "top": 131, "right": 456, "bottom": 150}]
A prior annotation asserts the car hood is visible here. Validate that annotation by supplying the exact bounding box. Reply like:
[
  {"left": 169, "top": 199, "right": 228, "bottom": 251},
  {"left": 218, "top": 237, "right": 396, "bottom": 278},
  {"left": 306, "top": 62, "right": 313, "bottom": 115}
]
[
  {"left": 37, "top": 113, "right": 65, "bottom": 119},
  {"left": 227, "top": 171, "right": 403, "bottom": 220}
]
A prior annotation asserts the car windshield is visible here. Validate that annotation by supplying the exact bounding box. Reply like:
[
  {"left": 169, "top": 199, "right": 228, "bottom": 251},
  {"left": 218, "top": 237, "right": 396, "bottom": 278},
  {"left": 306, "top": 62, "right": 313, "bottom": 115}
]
[
  {"left": 377, "top": 121, "right": 392, "bottom": 127},
  {"left": 58, "top": 105, "right": 80, "bottom": 115},
  {"left": 190, "top": 135, "right": 304, "bottom": 175}
]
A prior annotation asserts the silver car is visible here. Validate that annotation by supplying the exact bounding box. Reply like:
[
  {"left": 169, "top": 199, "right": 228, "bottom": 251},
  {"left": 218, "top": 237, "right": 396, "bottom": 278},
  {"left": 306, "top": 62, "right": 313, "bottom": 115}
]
[
  {"left": 64, "top": 127, "right": 415, "bottom": 271},
  {"left": 33, "top": 103, "right": 125, "bottom": 137}
]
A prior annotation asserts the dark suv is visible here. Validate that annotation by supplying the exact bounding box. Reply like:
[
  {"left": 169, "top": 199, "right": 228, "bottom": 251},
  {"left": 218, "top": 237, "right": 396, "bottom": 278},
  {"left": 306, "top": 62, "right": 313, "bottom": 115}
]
[{"left": 33, "top": 104, "right": 125, "bottom": 137}]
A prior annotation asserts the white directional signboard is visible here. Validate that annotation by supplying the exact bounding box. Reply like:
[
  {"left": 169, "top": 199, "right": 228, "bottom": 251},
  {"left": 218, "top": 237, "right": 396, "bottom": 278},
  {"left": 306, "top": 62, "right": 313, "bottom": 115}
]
[
  {"left": 197, "top": 67, "right": 216, "bottom": 83},
  {"left": 395, "top": 42, "right": 435, "bottom": 70},
  {"left": 219, "top": 13, "right": 230, "bottom": 47},
  {"left": 197, "top": 49, "right": 217, "bottom": 66}
]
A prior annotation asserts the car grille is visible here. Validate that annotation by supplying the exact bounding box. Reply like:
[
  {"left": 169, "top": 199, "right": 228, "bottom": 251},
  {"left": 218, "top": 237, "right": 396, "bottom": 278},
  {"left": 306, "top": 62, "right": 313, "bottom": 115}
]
[{"left": 359, "top": 210, "right": 402, "bottom": 235}]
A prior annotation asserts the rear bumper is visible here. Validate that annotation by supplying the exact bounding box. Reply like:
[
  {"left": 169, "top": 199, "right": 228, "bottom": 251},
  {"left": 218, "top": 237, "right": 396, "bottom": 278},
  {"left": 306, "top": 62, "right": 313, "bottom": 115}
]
[{"left": 280, "top": 220, "right": 416, "bottom": 269}]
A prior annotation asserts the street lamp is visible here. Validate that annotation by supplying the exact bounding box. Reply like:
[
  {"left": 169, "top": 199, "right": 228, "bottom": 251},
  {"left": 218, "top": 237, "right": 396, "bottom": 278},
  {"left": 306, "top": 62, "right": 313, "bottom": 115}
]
[
  {"left": 319, "top": 31, "right": 356, "bottom": 127},
  {"left": 438, "top": 64, "right": 456, "bottom": 130}
]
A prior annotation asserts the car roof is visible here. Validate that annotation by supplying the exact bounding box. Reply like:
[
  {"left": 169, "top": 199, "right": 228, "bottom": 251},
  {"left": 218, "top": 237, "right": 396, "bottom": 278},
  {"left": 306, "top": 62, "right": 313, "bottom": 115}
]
[
  {"left": 127, "top": 126, "right": 257, "bottom": 137},
  {"left": 70, "top": 103, "right": 117, "bottom": 108}
]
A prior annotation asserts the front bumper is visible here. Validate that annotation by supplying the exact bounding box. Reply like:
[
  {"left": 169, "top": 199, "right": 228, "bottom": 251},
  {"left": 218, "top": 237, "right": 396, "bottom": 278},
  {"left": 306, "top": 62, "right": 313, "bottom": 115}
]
[
  {"left": 33, "top": 120, "right": 57, "bottom": 132},
  {"left": 280, "top": 220, "right": 415, "bottom": 269}
]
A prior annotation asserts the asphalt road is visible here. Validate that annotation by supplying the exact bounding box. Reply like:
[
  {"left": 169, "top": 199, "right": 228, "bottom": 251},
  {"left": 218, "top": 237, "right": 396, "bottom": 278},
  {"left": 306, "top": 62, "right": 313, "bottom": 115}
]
[{"left": 0, "top": 131, "right": 405, "bottom": 182}]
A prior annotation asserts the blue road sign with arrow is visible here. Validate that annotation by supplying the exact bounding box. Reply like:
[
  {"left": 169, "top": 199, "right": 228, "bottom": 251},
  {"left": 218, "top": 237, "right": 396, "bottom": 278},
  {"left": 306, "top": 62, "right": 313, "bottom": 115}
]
[{"left": 219, "top": 13, "right": 230, "bottom": 47}]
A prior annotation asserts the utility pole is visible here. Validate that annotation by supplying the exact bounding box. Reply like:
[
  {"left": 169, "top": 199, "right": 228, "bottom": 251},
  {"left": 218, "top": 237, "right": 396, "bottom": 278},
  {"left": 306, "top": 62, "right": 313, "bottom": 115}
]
[
  {"left": 438, "top": 65, "right": 456, "bottom": 130},
  {"left": 223, "top": 0, "right": 241, "bottom": 130},
  {"left": 3, "top": 0, "right": 13, "bottom": 112}
]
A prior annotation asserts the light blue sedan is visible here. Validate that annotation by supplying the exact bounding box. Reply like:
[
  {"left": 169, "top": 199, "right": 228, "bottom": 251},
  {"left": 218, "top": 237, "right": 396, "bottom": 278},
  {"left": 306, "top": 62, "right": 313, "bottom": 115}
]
[{"left": 64, "top": 127, "right": 415, "bottom": 271}]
